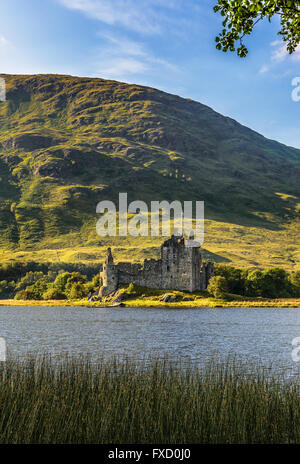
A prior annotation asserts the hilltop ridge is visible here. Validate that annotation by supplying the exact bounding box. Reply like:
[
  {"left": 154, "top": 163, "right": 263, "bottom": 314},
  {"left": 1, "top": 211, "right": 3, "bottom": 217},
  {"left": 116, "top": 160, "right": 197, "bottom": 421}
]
[{"left": 0, "top": 74, "right": 299, "bottom": 268}]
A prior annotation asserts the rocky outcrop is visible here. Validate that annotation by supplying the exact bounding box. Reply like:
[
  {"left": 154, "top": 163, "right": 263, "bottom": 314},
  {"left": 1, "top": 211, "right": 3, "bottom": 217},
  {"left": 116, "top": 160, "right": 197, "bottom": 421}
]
[
  {"left": 160, "top": 294, "right": 178, "bottom": 302},
  {"left": 3, "top": 134, "right": 60, "bottom": 151}
]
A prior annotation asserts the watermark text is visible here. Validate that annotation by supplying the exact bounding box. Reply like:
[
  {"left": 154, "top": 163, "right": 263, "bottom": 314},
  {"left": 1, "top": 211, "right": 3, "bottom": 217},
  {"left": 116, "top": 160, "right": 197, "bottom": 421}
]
[
  {"left": 96, "top": 193, "right": 204, "bottom": 246},
  {"left": 291, "top": 77, "right": 300, "bottom": 102},
  {"left": 0, "top": 78, "right": 6, "bottom": 102}
]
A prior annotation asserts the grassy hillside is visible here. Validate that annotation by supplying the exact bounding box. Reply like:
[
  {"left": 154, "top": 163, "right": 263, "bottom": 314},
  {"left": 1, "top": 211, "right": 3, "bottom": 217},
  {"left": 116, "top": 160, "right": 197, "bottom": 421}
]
[{"left": 0, "top": 74, "right": 299, "bottom": 269}]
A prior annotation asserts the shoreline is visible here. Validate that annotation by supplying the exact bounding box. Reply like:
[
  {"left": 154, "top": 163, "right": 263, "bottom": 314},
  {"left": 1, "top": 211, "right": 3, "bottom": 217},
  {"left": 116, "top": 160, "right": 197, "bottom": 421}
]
[{"left": 0, "top": 297, "right": 300, "bottom": 308}]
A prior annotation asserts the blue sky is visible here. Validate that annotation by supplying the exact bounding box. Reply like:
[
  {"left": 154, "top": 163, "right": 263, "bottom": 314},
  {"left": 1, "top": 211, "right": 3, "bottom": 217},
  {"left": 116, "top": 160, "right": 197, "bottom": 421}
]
[{"left": 0, "top": 0, "right": 299, "bottom": 147}]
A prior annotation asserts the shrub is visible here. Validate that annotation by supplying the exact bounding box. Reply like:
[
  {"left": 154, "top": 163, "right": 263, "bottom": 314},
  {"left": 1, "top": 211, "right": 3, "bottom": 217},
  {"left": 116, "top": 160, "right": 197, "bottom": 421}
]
[
  {"left": 82, "top": 274, "right": 100, "bottom": 295},
  {"left": 0, "top": 262, "right": 48, "bottom": 283},
  {"left": 245, "top": 269, "right": 265, "bottom": 297},
  {"left": 30, "top": 279, "right": 49, "bottom": 300},
  {"left": 262, "top": 268, "right": 291, "bottom": 298},
  {"left": 42, "top": 287, "right": 67, "bottom": 300},
  {"left": 127, "top": 283, "right": 136, "bottom": 294},
  {"left": 245, "top": 268, "right": 291, "bottom": 298},
  {"left": 124, "top": 283, "right": 160, "bottom": 297},
  {"left": 14, "top": 288, "right": 36, "bottom": 300},
  {"left": 15, "top": 271, "right": 46, "bottom": 291},
  {"left": 91, "top": 273, "right": 101, "bottom": 289},
  {"left": 65, "top": 273, "right": 87, "bottom": 294},
  {"left": 207, "top": 276, "right": 228, "bottom": 298},
  {"left": 289, "top": 271, "right": 300, "bottom": 297},
  {"left": 67, "top": 282, "right": 87, "bottom": 300},
  {"left": 53, "top": 272, "right": 74, "bottom": 293},
  {"left": 54, "top": 272, "right": 87, "bottom": 295},
  {"left": 0, "top": 280, "right": 15, "bottom": 298},
  {"left": 214, "top": 264, "right": 245, "bottom": 295},
  {"left": 15, "top": 279, "right": 49, "bottom": 300}
]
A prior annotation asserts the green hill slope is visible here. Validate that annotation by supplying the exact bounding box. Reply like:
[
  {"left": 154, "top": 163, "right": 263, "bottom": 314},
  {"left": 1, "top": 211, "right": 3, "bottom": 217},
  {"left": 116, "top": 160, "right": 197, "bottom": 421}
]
[{"left": 0, "top": 74, "right": 299, "bottom": 269}]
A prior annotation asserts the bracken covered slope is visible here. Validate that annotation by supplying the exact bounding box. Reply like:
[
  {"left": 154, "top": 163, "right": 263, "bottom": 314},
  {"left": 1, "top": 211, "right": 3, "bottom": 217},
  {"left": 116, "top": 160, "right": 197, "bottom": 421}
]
[{"left": 0, "top": 74, "right": 299, "bottom": 268}]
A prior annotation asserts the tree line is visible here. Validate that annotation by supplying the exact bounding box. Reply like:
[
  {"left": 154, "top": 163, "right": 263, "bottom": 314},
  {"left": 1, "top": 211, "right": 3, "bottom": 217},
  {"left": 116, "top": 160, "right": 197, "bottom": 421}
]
[
  {"left": 209, "top": 264, "right": 300, "bottom": 299},
  {"left": 0, "top": 261, "right": 299, "bottom": 301},
  {"left": 0, "top": 262, "right": 100, "bottom": 300}
]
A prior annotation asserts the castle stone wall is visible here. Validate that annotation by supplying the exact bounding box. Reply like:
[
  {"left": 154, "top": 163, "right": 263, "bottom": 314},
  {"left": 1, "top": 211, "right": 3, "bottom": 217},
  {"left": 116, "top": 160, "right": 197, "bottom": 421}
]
[{"left": 99, "top": 235, "right": 214, "bottom": 296}]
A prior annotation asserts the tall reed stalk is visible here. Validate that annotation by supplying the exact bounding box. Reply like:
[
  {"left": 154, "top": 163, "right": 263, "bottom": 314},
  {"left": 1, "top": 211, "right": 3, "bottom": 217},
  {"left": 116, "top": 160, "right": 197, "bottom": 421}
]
[{"left": 0, "top": 355, "right": 299, "bottom": 444}]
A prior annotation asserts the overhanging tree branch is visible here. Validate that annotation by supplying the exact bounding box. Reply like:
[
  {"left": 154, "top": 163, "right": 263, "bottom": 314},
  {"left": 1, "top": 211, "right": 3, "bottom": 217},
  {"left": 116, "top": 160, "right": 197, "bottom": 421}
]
[{"left": 214, "top": 0, "right": 300, "bottom": 57}]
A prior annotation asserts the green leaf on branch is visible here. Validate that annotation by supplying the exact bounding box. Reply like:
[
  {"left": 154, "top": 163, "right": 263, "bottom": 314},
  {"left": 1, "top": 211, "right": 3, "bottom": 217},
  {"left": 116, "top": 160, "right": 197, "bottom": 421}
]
[{"left": 213, "top": 0, "right": 300, "bottom": 57}]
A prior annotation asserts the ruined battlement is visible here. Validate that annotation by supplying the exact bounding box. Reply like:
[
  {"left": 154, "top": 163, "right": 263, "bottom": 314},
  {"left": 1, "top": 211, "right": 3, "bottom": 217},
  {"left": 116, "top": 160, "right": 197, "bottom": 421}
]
[{"left": 99, "top": 235, "right": 214, "bottom": 297}]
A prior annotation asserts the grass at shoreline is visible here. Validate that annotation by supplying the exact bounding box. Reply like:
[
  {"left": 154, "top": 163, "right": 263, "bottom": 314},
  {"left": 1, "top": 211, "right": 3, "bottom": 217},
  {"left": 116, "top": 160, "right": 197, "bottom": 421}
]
[
  {"left": 124, "top": 297, "right": 300, "bottom": 308},
  {"left": 0, "top": 297, "right": 300, "bottom": 308},
  {"left": 1, "top": 355, "right": 300, "bottom": 444},
  {"left": 1, "top": 215, "right": 299, "bottom": 272}
]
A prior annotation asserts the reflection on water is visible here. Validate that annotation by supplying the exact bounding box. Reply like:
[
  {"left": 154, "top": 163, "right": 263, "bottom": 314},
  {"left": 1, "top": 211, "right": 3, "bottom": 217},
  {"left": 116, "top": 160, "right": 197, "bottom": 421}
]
[{"left": 0, "top": 305, "right": 300, "bottom": 377}]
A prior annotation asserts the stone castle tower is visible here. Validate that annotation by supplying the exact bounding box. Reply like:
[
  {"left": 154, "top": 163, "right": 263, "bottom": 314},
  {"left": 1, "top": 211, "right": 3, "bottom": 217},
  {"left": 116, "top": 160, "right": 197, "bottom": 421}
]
[{"left": 99, "top": 235, "right": 214, "bottom": 296}]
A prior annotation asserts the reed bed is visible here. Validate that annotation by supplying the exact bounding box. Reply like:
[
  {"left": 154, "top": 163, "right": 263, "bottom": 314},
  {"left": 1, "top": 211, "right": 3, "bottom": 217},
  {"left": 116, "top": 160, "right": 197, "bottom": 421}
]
[{"left": 0, "top": 355, "right": 299, "bottom": 444}]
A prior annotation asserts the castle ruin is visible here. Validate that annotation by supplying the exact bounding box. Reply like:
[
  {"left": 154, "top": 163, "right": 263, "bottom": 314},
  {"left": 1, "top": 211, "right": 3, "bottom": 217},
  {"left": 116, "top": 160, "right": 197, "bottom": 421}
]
[{"left": 99, "top": 235, "right": 214, "bottom": 296}]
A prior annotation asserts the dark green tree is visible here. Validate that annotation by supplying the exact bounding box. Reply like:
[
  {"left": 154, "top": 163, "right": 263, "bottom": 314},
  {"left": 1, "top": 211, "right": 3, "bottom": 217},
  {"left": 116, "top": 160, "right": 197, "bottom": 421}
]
[
  {"left": 53, "top": 272, "right": 74, "bottom": 293},
  {"left": 85, "top": 274, "right": 101, "bottom": 294},
  {"left": 214, "top": 1, "right": 300, "bottom": 57},
  {"left": 0, "top": 280, "right": 16, "bottom": 299},
  {"left": 43, "top": 287, "right": 67, "bottom": 301},
  {"left": 15, "top": 271, "right": 45, "bottom": 291},
  {"left": 214, "top": 264, "right": 245, "bottom": 294},
  {"left": 262, "top": 267, "right": 291, "bottom": 297},
  {"left": 15, "top": 278, "right": 48, "bottom": 300},
  {"left": 245, "top": 267, "right": 291, "bottom": 297},
  {"left": 289, "top": 271, "right": 300, "bottom": 296},
  {"left": 64, "top": 273, "right": 87, "bottom": 295},
  {"left": 207, "top": 275, "right": 228, "bottom": 298},
  {"left": 67, "top": 282, "right": 87, "bottom": 300},
  {"left": 245, "top": 269, "right": 265, "bottom": 296}
]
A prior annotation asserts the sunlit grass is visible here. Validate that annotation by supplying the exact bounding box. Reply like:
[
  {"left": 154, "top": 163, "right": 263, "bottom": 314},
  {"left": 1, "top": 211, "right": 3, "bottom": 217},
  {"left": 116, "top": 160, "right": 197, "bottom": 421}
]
[
  {"left": 1, "top": 296, "right": 299, "bottom": 308},
  {"left": 125, "top": 297, "right": 300, "bottom": 308},
  {"left": 1, "top": 217, "right": 299, "bottom": 271}
]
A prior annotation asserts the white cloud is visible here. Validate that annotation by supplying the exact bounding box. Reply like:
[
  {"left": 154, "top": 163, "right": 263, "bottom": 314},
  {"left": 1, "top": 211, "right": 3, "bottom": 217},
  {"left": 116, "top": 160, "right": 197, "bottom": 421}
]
[
  {"left": 259, "top": 65, "right": 269, "bottom": 74},
  {"left": 59, "top": 0, "right": 178, "bottom": 34},
  {"left": 260, "top": 40, "right": 300, "bottom": 74},
  {"left": 0, "top": 36, "right": 9, "bottom": 47},
  {"left": 99, "top": 57, "right": 149, "bottom": 78},
  {"left": 292, "top": 46, "right": 300, "bottom": 62},
  {"left": 271, "top": 40, "right": 300, "bottom": 62},
  {"left": 59, "top": 0, "right": 181, "bottom": 82},
  {"left": 98, "top": 33, "right": 147, "bottom": 57},
  {"left": 94, "top": 33, "right": 177, "bottom": 81}
]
